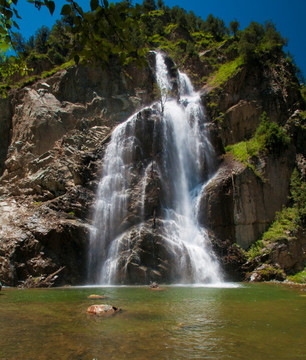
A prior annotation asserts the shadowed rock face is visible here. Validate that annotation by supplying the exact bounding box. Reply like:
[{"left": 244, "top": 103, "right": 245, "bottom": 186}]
[
  {"left": 0, "top": 52, "right": 304, "bottom": 286},
  {"left": 198, "top": 151, "right": 296, "bottom": 250},
  {"left": 0, "top": 97, "right": 12, "bottom": 176}
]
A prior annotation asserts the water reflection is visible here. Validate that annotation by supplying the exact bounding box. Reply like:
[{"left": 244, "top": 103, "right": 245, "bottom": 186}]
[{"left": 0, "top": 285, "right": 305, "bottom": 360}]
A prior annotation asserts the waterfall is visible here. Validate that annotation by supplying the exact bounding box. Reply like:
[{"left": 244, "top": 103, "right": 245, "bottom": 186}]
[{"left": 88, "top": 52, "right": 222, "bottom": 285}]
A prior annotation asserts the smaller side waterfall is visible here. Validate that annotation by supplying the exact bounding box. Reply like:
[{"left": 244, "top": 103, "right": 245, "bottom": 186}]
[
  {"left": 88, "top": 52, "right": 222, "bottom": 285},
  {"left": 88, "top": 116, "right": 138, "bottom": 283}
]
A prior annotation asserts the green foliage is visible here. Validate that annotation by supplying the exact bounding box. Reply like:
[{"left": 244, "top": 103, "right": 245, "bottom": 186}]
[
  {"left": 0, "top": 0, "right": 298, "bottom": 97},
  {"left": 301, "top": 84, "right": 306, "bottom": 103},
  {"left": 34, "top": 25, "right": 50, "bottom": 54},
  {"left": 255, "top": 112, "right": 290, "bottom": 154},
  {"left": 33, "top": 201, "right": 42, "bottom": 207},
  {"left": 247, "top": 240, "right": 265, "bottom": 260},
  {"left": 238, "top": 21, "right": 286, "bottom": 62},
  {"left": 225, "top": 112, "right": 290, "bottom": 179},
  {"left": 262, "top": 207, "right": 300, "bottom": 242},
  {"left": 226, "top": 137, "right": 262, "bottom": 161},
  {"left": 253, "top": 264, "right": 285, "bottom": 281},
  {"left": 225, "top": 138, "right": 263, "bottom": 179},
  {"left": 227, "top": 112, "right": 289, "bottom": 158},
  {"left": 246, "top": 207, "right": 300, "bottom": 261},
  {"left": 229, "top": 20, "right": 239, "bottom": 37},
  {"left": 203, "top": 14, "right": 227, "bottom": 40},
  {"left": 143, "top": 0, "right": 157, "bottom": 12},
  {"left": 287, "top": 268, "right": 306, "bottom": 284},
  {"left": 290, "top": 168, "right": 306, "bottom": 222},
  {"left": 246, "top": 169, "right": 304, "bottom": 263},
  {"left": 207, "top": 56, "right": 244, "bottom": 87},
  {"left": 238, "top": 21, "right": 264, "bottom": 61}
]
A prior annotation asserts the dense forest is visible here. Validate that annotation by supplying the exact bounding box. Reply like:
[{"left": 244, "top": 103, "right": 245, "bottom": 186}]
[{"left": 1, "top": 0, "right": 304, "bottom": 88}]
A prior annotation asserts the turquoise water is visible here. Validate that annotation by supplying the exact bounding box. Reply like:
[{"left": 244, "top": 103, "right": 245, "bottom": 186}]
[{"left": 0, "top": 284, "right": 305, "bottom": 359}]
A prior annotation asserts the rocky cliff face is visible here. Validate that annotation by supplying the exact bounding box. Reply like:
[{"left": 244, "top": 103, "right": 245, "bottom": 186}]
[
  {"left": 0, "top": 53, "right": 304, "bottom": 285},
  {"left": 199, "top": 151, "right": 295, "bottom": 250},
  {"left": 200, "top": 57, "right": 305, "bottom": 279},
  {"left": 0, "top": 58, "right": 156, "bottom": 286}
]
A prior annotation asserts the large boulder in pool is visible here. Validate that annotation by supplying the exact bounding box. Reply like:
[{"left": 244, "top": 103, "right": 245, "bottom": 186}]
[{"left": 87, "top": 304, "right": 121, "bottom": 315}]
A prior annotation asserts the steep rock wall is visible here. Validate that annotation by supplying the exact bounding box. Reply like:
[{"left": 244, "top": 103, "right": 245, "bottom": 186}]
[
  {"left": 200, "top": 151, "right": 295, "bottom": 250},
  {"left": 0, "top": 59, "right": 156, "bottom": 286},
  {"left": 203, "top": 58, "right": 303, "bottom": 148}
]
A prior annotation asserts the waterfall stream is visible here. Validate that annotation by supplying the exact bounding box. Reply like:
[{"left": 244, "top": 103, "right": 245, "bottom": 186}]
[{"left": 88, "top": 53, "right": 222, "bottom": 285}]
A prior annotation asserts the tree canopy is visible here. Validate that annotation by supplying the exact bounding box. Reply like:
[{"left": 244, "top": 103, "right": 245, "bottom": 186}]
[{"left": 0, "top": 0, "right": 298, "bottom": 96}]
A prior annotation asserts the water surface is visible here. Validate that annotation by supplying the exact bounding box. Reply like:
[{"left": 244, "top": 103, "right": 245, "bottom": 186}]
[{"left": 0, "top": 284, "right": 305, "bottom": 359}]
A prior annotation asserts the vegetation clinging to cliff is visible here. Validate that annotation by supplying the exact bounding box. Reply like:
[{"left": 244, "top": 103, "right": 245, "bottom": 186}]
[
  {"left": 225, "top": 112, "right": 290, "bottom": 178},
  {"left": 246, "top": 166, "right": 305, "bottom": 268},
  {"left": 287, "top": 268, "right": 306, "bottom": 284}
]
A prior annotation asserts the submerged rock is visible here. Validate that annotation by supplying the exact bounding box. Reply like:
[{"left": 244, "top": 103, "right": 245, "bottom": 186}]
[
  {"left": 87, "top": 304, "right": 121, "bottom": 315},
  {"left": 149, "top": 281, "right": 165, "bottom": 291},
  {"left": 149, "top": 287, "right": 165, "bottom": 291},
  {"left": 88, "top": 294, "right": 108, "bottom": 299}
]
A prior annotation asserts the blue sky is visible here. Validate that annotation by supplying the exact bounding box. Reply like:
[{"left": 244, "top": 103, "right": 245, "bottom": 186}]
[{"left": 16, "top": 0, "right": 306, "bottom": 78}]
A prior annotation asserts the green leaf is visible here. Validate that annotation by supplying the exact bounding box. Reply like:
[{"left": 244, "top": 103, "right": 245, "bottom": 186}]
[
  {"left": 3, "top": 9, "right": 13, "bottom": 20},
  {"left": 13, "top": 7, "right": 22, "bottom": 19},
  {"left": 74, "top": 54, "right": 80, "bottom": 64},
  {"left": 12, "top": 20, "right": 19, "bottom": 29},
  {"left": 0, "top": 40, "right": 11, "bottom": 53},
  {"left": 0, "top": 0, "right": 9, "bottom": 7},
  {"left": 60, "top": 4, "right": 71, "bottom": 15},
  {"left": 45, "top": 1, "right": 55, "bottom": 15},
  {"left": 0, "top": 25, "right": 7, "bottom": 34},
  {"left": 73, "top": 16, "right": 81, "bottom": 27},
  {"left": 90, "top": 0, "right": 99, "bottom": 11}
]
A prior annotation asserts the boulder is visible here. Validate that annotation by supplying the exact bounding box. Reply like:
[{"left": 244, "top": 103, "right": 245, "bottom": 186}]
[
  {"left": 87, "top": 304, "right": 121, "bottom": 315},
  {"left": 248, "top": 264, "right": 286, "bottom": 282}
]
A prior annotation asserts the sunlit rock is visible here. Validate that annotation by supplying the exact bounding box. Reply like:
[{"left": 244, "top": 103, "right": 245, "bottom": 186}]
[{"left": 87, "top": 304, "right": 121, "bottom": 315}]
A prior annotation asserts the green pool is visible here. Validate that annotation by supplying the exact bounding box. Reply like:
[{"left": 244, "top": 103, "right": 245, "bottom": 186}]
[{"left": 0, "top": 283, "right": 305, "bottom": 359}]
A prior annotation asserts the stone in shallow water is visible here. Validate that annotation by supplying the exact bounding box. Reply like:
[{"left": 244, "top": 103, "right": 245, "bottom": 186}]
[
  {"left": 149, "top": 281, "right": 165, "bottom": 291},
  {"left": 149, "top": 287, "right": 165, "bottom": 291},
  {"left": 87, "top": 294, "right": 108, "bottom": 299},
  {"left": 87, "top": 304, "right": 121, "bottom": 315}
]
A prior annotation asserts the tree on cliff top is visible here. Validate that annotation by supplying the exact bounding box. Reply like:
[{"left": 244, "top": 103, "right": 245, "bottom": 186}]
[{"left": 0, "top": 0, "right": 299, "bottom": 98}]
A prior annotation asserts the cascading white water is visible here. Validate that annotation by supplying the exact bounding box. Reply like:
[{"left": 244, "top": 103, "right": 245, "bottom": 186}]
[
  {"left": 88, "top": 52, "right": 222, "bottom": 284},
  {"left": 88, "top": 116, "right": 139, "bottom": 283},
  {"left": 155, "top": 53, "right": 221, "bottom": 283}
]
